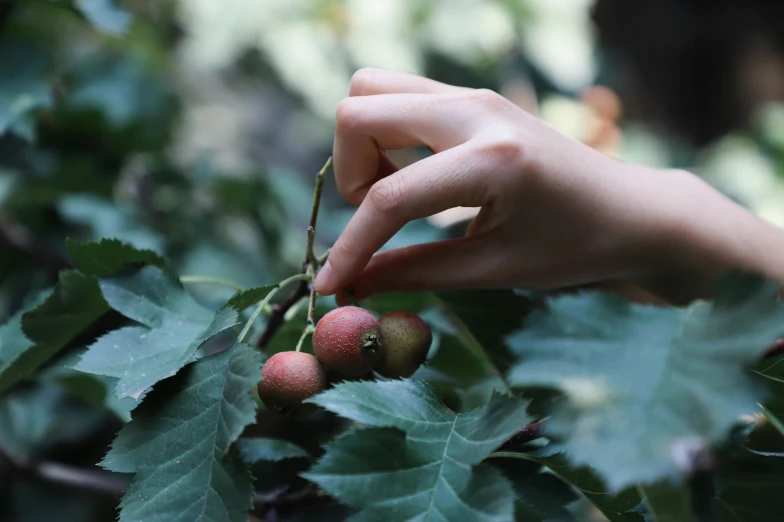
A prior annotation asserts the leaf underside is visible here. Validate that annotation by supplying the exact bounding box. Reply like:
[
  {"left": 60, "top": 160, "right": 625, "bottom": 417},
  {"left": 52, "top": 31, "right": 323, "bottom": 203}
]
[
  {"left": 102, "top": 342, "right": 261, "bottom": 522},
  {"left": 505, "top": 274, "right": 784, "bottom": 490}
]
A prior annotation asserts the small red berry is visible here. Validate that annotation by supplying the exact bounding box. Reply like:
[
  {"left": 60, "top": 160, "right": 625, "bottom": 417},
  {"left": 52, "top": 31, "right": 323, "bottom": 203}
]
[
  {"left": 258, "top": 351, "right": 327, "bottom": 414},
  {"left": 313, "top": 306, "right": 382, "bottom": 377},
  {"left": 376, "top": 311, "right": 432, "bottom": 379}
]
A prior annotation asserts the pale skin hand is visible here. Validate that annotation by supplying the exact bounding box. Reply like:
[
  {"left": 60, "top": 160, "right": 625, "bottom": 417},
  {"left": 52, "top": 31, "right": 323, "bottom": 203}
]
[{"left": 314, "top": 68, "right": 784, "bottom": 304}]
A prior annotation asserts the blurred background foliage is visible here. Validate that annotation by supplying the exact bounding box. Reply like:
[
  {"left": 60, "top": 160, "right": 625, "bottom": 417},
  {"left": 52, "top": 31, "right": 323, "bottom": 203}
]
[{"left": 2, "top": 0, "right": 784, "bottom": 520}]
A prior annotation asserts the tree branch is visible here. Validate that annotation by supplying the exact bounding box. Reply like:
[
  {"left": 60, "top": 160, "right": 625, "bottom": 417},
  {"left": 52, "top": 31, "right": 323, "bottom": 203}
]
[
  {"left": 0, "top": 447, "right": 124, "bottom": 497},
  {"left": 256, "top": 157, "right": 332, "bottom": 351},
  {"left": 0, "top": 446, "right": 325, "bottom": 515},
  {"left": 0, "top": 221, "right": 73, "bottom": 271}
]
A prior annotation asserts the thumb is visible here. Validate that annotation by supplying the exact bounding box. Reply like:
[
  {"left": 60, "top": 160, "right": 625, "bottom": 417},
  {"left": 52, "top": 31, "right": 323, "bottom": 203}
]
[{"left": 334, "top": 237, "right": 506, "bottom": 302}]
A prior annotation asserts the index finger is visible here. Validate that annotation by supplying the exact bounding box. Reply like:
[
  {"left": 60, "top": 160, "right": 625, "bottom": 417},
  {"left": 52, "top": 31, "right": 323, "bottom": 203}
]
[
  {"left": 315, "top": 143, "right": 489, "bottom": 295},
  {"left": 348, "top": 68, "right": 471, "bottom": 97}
]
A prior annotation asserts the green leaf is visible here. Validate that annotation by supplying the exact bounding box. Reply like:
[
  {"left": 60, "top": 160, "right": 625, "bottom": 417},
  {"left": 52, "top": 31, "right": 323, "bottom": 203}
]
[
  {"left": 0, "top": 41, "right": 52, "bottom": 139},
  {"left": 225, "top": 285, "right": 277, "bottom": 313},
  {"left": 103, "top": 342, "right": 261, "bottom": 522},
  {"left": 424, "top": 332, "right": 506, "bottom": 411},
  {"left": 22, "top": 270, "right": 108, "bottom": 349},
  {"left": 754, "top": 355, "right": 784, "bottom": 437},
  {"left": 0, "top": 293, "right": 46, "bottom": 393},
  {"left": 59, "top": 194, "right": 163, "bottom": 252},
  {"left": 66, "top": 238, "right": 166, "bottom": 278},
  {"left": 493, "top": 450, "right": 643, "bottom": 522},
  {"left": 506, "top": 275, "right": 784, "bottom": 490},
  {"left": 40, "top": 352, "right": 139, "bottom": 422},
  {"left": 237, "top": 437, "right": 310, "bottom": 464},
  {"left": 714, "top": 448, "right": 784, "bottom": 521},
  {"left": 75, "top": 0, "right": 132, "bottom": 35},
  {"left": 266, "top": 302, "right": 334, "bottom": 355},
  {"left": 73, "top": 265, "right": 238, "bottom": 399},
  {"left": 0, "top": 382, "right": 109, "bottom": 461},
  {"left": 637, "top": 481, "right": 697, "bottom": 522},
  {"left": 424, "top": 289, "right": 533, "bottom": 404},
  {"left": 489, "top": 458, "right": 578, "bottom": 521},
  {"left": 0, "top": 271, "right": 108, "bottom": 394},
  {"left": 304, "top": 380, "right": 532, "bottom": 521},
  {"left": 363, "top": 292, "right": 439, "bottom": 316},
  {"left": 437, "top": 289, "right": 534, "bottom": 372}
]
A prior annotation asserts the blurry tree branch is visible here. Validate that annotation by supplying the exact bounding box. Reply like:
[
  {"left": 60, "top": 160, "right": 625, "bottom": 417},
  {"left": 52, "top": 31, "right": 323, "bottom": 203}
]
[
  {"left": 0, "top": 221, "right": 73, "bottom": 271},
  {"left": 0, "top": 446, "right": 125, "bottom": 496},
  {"left": 0, "top": 444, "right": 325, "bottom": 514}
]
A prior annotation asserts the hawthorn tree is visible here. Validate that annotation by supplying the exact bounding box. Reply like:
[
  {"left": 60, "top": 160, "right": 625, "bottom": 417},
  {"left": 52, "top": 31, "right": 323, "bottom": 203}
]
[{"left": 2, "top": 2, "right": 784, "bottom": 522}]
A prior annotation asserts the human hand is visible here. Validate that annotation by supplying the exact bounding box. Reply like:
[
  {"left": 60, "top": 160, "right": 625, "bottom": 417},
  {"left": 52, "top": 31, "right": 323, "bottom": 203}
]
[{"left": 314, "top": 69, "right": 784, "bottom": 303}]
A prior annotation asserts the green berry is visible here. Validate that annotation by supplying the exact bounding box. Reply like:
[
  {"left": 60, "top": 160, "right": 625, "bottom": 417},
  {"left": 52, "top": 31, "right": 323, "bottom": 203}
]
[{"left": 376, "top": 310, "right": 432, "bottom": 379}]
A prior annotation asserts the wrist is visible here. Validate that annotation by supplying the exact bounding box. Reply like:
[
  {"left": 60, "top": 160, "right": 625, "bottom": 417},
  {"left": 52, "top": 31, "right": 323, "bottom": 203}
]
[{"left": 640, "top": 168, "right": 784, "bottom": 303}]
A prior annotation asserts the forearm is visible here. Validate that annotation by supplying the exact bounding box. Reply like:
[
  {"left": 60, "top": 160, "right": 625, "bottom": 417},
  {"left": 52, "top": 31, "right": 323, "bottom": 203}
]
[{"left": 636, "top": 167, "right": 784, "bottom": 304}]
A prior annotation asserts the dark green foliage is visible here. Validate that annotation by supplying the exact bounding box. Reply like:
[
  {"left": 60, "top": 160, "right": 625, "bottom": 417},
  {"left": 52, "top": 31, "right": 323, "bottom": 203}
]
[
  {"left": 305, "top": 380, "right": 532, "bottom": 521},
  {"left": 505, "top": 275, "right": 784, "bottom": 490},
  {"left": 3, "top": 2, "right": 784, "bottom": 521},
  {"left": 102, "top": 342, "right": 261, "bottom": 522}
]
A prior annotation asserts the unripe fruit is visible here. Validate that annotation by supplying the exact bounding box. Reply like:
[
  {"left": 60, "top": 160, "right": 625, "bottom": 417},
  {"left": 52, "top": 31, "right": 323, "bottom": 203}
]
[
  {"left": 313, "top": 306, "right": 382, "bottom": 377},
  {"left": 376, "top": 311, "right": 432, "bottom": 379},
  {"left": 258, "top": 351, "right": 327, "bottom": 414}
]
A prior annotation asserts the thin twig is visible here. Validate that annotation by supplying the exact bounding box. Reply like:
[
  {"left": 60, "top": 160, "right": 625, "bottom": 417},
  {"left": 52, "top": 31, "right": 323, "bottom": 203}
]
[
  {"left": 303, "top": 157, "right": 332, "bottom": 331},
  {"left": 179, "top": 275, "right": 245, "bottom": 292},
  {"left": 256, "top": 158, "right": 332, "bottom": 351},
  {"left": 294, "top": 325, "right": 315, "bottom": 352},
  {"left": 305, "top": 157, "right": 332, "bottom": 268},
  {"left": 238, "top": 273, "right": 311, "bottom": 344},
  {"left": 256, "top": 279, "right": 310, "bottom": 349},
  {"left": 316, "top": 247, "right": 331, "bottom": 267}
]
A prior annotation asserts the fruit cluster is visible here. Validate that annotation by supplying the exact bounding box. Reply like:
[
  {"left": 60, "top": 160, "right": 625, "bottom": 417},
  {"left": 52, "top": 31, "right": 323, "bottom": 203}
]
[{"left": 258, "top": 306, "right": 432, "bottom": 414}]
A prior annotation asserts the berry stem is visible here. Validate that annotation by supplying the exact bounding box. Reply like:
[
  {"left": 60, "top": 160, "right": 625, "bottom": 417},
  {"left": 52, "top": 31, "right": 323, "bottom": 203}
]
[
  {"left": 294, "top": 325, "right": 315, "bottom": 352},
  {"left": 238, "top": 272, "right": 312, "bottom": 344},
  {"left": 316, "top": 247, "right": 330, "bottom": 267},
  {"left": 179, "top": 275, "right": 245, "bottom": 292}
]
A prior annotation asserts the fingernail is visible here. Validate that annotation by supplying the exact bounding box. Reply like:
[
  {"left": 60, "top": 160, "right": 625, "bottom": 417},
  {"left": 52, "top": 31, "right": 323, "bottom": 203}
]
[{"left": 314, "top": 261, "right": 334, "bottom": 293}]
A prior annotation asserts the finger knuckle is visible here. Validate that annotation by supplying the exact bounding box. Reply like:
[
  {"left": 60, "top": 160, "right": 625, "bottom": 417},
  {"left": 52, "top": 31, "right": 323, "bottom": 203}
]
[
  {"left": 474, "top": 133, "right": 526, "bottom": 167},
  {"left": 469, "top": 88, "right": 508, "bottom": 111},
  {"left": 367, "top": 178, "right": 405, "bottom": 216},
  {"left": 349, "top": 68, "right": 378, "bottom": 96}
]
